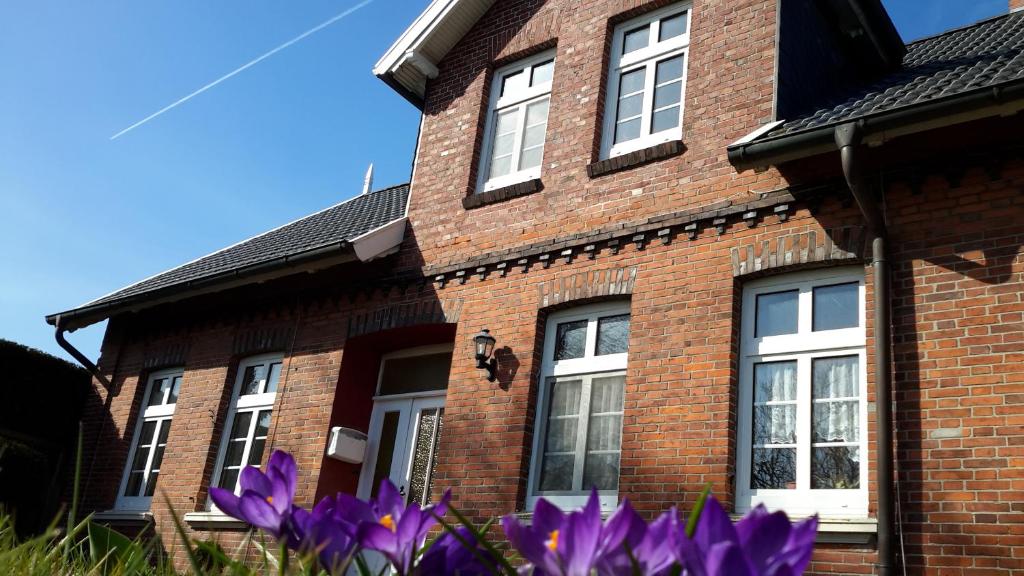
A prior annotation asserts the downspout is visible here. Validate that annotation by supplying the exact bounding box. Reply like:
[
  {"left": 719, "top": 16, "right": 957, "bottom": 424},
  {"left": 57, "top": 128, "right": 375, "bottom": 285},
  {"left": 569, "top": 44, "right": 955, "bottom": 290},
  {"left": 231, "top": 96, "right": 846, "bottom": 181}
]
[
  {"left": 835, "top": 123, "right": 895, "bottom": 576},
  {"left": 54, "top": 314, "right": 112, "bottom": 391}
]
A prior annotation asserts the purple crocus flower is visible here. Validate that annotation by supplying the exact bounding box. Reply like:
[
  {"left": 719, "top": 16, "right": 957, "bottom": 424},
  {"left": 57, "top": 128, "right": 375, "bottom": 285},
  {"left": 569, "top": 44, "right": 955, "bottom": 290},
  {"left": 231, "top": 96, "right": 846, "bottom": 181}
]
[
  {"left": 356, "top": 479, "right": 451, "bottom": 575},
  {"left": 290, "top": 493, "right": 374, "bottom": 571},
  {"left": 678, "top": 496, "right": 818, "bottom": 576},
  {"left": 209, "top": 450, "right": 297, "bottom": 539},
  {"left": 417, "top": 525, "right": 501, "bottom": 575},
  {"left": 502, "top": 490, "right": 645, "bottom": 576},
  {"left": 627, "top": 509, "right": 680, "bottom": 576}
]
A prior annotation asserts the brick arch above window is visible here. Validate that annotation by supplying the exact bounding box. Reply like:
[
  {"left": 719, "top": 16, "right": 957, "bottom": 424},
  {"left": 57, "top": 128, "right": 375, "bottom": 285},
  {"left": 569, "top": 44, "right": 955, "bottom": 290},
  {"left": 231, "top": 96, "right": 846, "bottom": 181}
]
[
  {"left": 730, "top": 226, "right": 869, "bottom": 278},
  {"left": 536, "top": 266, "right": 638, "bottom": 309},
  {"left": 346, "top": 299, "right": 464, "bottom": 339}
]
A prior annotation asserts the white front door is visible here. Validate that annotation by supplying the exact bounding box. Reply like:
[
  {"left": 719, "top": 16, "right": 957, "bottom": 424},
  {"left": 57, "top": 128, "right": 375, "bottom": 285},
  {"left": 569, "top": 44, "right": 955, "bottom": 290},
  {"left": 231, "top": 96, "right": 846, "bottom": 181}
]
[{"left": 357, "top": 395, "right": 445, "bottom": 503}]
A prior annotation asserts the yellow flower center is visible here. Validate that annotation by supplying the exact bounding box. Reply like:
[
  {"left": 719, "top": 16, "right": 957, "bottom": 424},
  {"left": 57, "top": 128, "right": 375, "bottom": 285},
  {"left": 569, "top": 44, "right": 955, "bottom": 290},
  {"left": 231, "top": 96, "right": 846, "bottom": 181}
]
[
  {"left": 266, "top": 496, "right": 274, "bottom": 504},
  {"left": 546, "top": 530, "right": 559, "bottom": 552},
  {"left": 380, "top": 514, "right": 396, "bottom": 532}
]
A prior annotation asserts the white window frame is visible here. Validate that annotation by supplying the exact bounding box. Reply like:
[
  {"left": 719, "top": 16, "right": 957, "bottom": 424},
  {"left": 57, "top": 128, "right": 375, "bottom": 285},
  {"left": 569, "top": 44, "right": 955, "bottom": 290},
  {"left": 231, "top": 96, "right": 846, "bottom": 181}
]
[
  {"left": 527, "top": 301, "right": 630, "bottom": 511},
  {"left": 736, "top": 267, "right": 869, "bottom": 518},
  {"left": 601, "top": 3, "right": 691, "bottom": 159},
  {"left": 208, "top": 353, "right": 282, "bottom": 506},
  {"left": 477, "top": 50, "right": 556, "bottom": 193},
  {"left": 115, "top": 368, "right": 183, "bottom": 511}
]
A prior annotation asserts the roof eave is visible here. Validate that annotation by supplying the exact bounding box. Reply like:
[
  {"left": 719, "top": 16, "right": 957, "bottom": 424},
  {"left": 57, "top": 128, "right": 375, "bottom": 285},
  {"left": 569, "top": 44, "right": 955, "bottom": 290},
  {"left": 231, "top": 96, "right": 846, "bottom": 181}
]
[
  {"left": 729, "top": 79, "right": 1024, "bottom": 172},
  {"left": 46, "top": 242, "right": 358, "bottom": 331},
  {"left": 373, "top": 0, "right": 496, "bottom": 103}
]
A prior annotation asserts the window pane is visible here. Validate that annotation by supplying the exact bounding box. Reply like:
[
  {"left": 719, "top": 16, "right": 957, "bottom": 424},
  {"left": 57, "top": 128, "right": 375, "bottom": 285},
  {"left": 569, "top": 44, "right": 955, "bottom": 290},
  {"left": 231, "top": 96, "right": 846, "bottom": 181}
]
[
  {"left": 813, "top": 282, "right": 859, "bottom": 331},
  {"left": 240, "top": 365, "right": 264, "bottom": 396},
  {"left": 248, "top": 439, "right": 266, "bottom": 466},
  {"left": 147, "top": 378, "right": 167, "bottom": 407},
  {"left": 622, "top": 25, "right": 650, "bottom": 54},
  {"left": 371, "top": 411, "right": 401, "bottom": 498},
  {"left": 254, "top": 410, "right": 271, "bottom": 438},
  {"left": 753, "top": 405, "right": 796, "bottom": 444},
  {"left": 618, "top": 68, "right": 645, "bottom": 96},
  {"left": 218, "top": 469, "right": 239, "bottom": 492},
  {"left": 659, "top": 12, "right": 688, "bottom": 41},
  {"left": 129, "top": 443, "right": 150, "bottom": 473},
  {"left": 379, "top": 352, "right": 453, "bottom": 396},
  {"left": 754, "top": 361, "right": 796, "bottom": 403},
  {"left": 265, "top": 362, "right": 282, "bottom": 394},
  {"left": 583, "top": 453, "right": 620, "bottom": 491},
  {"left": 615, "top": 117, "right": 642, "bottom": 144},
  {"left": 168, "top": 376, "right": 182, "bottom": 405},
  {"left": 530, "top": 59, "right": 554, "bottom": 86},
  {"left": 653, "top": 80, "right": 682, "bottom": 109},
  {"left": 813, "top": 356, "right": 860, "bottom": 443},
  {"left": 751, "top": 447, "right": 796, "bottom": 489},
  {"left": 247, "top": 410, "right": 271, "bottom": 466},
  {"left": 144, "top": 471, "right": 160, "bottom": 497},
  {"left": 523, "top": 124, "right": 547, "bottom": 151},
  {"left": 489, "top": 109, "right": 519, "bottom": 179},
  {"left": 519, "top": 98, "right": 549, "bottom": 170},
  {"left": 651, "top": 106, "right": 680, "bottom": 133},
  {"left": 409, "top": 408, "right": 444, "bottom": 506},
  {"left": 519, "top": 147, "right": 543, "bottom": 171},
  {"left": 490, "top": 154, "right": 512, "bottom": 179},
  {"left": 545, "top": 379, "right": 581, "bottom": 453},
  {"left": 125, "top": 472, "right": 144, "bottom": 497},
  {"left": 138, "top": 421, "right": 158, "bottom": 447},
  {"left": 813, "top": 356, "right": 859, "bottom": 399},
  {"left": 540, "top": 455, "right": 575, "bottom": 491},
  {"left": 549, "top": 379, "right": 582, "bottom": 416},
  {"left": 812, "top": 446, "right": 860, "bottom": 489},
  {"left": 755, "top": 290, "right": 798, "bottom": 337},
  {"left": 500, "top": 69, "right": 525, "bottom": 97},
  {"left": 223, "top": 440, "right": 246, "bottom": 469},
  {"left": 590, "top": 375, "right": 624, "bottom": 414},
  {"left": 617, "top": 93, "right": 643, "bottom": 121},
  {"left": 554, "top": 320, "right": 587, "bottom": 360},
  {"left": 596, "top": 314, "right": 630, "bottom": 355},
  {"left": 655, "top": 55, "right": 684, "bottom": 84},
  {"left": 546, "top": 418, "right": 578, "bottom": 452}
]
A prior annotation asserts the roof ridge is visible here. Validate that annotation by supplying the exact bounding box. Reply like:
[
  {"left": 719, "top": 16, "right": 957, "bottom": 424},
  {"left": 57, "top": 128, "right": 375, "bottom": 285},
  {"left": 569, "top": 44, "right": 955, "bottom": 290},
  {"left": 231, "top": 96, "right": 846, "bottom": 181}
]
[
  {"left": 76, "top": 183, "right": 410, "bottom": 309},
  {"left": 906, "top": 10, "right": 1015, "bottom": 46}
]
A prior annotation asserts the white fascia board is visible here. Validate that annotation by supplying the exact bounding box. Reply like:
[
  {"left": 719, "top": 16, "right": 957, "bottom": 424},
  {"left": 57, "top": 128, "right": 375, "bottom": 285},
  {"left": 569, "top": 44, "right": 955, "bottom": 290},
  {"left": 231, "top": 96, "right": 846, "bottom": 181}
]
[
  {"left": 729, "top": 120, "right": 786, "bottom": 148},
  {"left": 373, "top": 0, "right": 495, "bottom": 99},
  {"left": 350, "top": 217, "right": 408, "bottom": 261},
  {"left": 374, "top": 0, "right": 458, "bottom": 76}
]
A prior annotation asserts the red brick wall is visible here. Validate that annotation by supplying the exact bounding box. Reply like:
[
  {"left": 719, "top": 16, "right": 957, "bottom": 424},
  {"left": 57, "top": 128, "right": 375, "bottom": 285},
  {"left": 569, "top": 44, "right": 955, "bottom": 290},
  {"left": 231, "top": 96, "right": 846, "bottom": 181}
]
[
  {"left": 73, "top": 0, "right": 1024, "bottom": 573},
  {"left": 400, "top": 0, "right": 784, "bottom": 272}
]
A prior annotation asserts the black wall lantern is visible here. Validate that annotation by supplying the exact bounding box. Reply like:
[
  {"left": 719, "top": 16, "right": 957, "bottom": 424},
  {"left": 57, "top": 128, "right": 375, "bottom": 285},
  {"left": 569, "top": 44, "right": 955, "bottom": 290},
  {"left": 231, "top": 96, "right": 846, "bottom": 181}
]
[{"left": 473, "top": 328, "right": 497, "bottom": 381}]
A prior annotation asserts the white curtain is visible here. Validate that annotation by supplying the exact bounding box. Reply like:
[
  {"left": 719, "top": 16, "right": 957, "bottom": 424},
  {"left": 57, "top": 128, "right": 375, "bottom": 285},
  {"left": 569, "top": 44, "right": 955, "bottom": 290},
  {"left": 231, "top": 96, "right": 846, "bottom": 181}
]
[
  {"left": 754, "top": 362, "right": 796, "bottom": 444},
  {"left": 813, "top": 357, "right": 859, "bottom": 443}
]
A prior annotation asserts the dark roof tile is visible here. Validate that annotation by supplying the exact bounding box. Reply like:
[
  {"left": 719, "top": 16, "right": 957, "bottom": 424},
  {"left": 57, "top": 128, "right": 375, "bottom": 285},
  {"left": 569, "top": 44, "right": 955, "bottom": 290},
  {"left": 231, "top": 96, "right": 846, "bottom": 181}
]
[
  {"left": 767, "top": 11, "right": 1024, "bottom": 137},
  {"left": 78, "top": 183, "right": 409, "bottom": 309}
]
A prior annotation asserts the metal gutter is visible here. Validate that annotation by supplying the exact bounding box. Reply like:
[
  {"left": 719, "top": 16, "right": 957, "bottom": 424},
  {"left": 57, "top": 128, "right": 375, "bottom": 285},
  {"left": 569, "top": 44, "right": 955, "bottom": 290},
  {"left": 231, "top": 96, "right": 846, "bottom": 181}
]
[
  {"left": 729, "top": 79, "right": 1024, "bottom": 171},
  {"left": 836, "top": 122, "right": 895, "bottom": 576}
]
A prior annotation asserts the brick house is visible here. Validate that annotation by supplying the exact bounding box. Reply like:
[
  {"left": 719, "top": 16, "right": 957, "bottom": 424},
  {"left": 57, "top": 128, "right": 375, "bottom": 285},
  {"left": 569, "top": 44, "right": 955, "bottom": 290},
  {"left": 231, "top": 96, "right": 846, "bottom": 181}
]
[{"left": 46, "top": 0, "right": 1024, "bottom": 573}]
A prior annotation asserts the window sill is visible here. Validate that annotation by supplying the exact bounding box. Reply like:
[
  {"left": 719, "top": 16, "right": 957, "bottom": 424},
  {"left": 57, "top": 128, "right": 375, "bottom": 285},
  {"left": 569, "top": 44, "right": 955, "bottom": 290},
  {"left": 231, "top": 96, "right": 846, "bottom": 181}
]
[
  {"left": 588, "top": 141, "right": 685, "bottom": 178},
  {"left": 93, "top": 510, "right": 154, "bottom": 524},
  {"left": 463, "top": 178, "right": 543, "bottom": 210},
  {"left": 731, "top": 514, "right": 877, "bottom": 544},
  {"left": 183, "top": 512, "right": 249, "bottom": 530}
]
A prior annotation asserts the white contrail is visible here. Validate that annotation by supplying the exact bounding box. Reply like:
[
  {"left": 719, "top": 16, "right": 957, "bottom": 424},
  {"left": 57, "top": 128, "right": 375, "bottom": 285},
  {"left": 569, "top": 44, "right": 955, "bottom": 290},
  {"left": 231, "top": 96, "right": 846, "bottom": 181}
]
[{"left": 110, "top": 0, "right": 375, "bottom": 140}]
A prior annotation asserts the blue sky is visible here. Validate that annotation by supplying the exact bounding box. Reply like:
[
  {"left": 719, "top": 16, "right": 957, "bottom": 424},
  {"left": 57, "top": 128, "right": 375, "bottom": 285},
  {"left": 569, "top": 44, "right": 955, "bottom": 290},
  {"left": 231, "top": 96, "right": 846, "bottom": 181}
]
[{"left": 0, "top": 0, "right": 1007, "bottom": 363}]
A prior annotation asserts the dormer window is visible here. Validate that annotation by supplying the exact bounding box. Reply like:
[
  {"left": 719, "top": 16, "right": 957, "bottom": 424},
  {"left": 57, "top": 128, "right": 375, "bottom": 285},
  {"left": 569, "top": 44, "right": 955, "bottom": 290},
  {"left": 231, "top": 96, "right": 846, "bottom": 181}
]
[
  {"left": 601, "top": 4, "right": 690, "bottom": 158},
  {"left": 477, "top": 50, "right": 555, "bottom": 192}
]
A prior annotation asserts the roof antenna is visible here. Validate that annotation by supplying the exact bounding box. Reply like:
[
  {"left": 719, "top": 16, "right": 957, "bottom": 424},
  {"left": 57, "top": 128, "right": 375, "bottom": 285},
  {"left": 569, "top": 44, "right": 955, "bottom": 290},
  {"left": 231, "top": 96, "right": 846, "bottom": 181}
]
[{"left": 362, "top": 163, "right": 374, "bottom": 195}]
